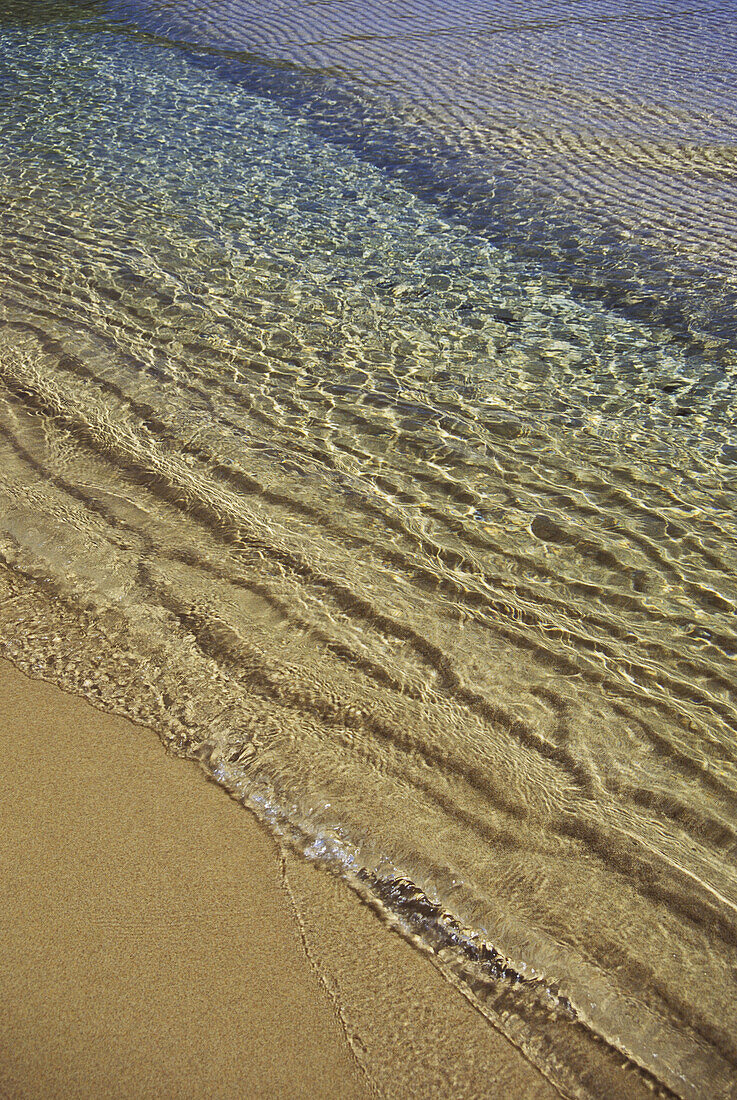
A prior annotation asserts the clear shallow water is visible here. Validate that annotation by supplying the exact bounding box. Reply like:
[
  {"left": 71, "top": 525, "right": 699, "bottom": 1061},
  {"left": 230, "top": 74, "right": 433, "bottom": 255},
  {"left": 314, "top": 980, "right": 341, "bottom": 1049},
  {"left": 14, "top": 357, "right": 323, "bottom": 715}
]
[
  {"left": 109, "top": 0, "right": 737, "bottom": 352},
  {"left": 0, "top": 3, "right": 736, "bottom": 1097}
]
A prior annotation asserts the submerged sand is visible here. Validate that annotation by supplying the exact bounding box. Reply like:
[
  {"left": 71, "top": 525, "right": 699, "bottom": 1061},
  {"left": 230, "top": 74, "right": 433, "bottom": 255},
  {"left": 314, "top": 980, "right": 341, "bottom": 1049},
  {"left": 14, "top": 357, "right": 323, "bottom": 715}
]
[{"left": 0, "top": 659, "right": 555, "bottom": 1099}]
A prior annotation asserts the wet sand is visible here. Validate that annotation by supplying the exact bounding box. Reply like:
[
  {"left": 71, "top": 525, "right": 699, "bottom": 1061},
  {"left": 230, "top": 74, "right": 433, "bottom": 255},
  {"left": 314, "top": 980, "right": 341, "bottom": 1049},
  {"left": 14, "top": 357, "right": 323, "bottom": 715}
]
[{"left": 0, "top": 659, "right": 556, "bottom": 1099}]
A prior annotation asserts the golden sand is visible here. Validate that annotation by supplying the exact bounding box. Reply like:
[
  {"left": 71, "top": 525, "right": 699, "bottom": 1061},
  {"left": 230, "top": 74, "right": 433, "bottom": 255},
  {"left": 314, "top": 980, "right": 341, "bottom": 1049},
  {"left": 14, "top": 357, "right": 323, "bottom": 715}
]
[{"left": 0, "top": 659, "right": 555, "bottom": 1099}]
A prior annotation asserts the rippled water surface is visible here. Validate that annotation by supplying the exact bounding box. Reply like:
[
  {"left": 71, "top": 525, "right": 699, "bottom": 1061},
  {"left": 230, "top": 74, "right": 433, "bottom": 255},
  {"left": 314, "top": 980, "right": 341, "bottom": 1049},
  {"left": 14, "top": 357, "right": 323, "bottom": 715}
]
[{"left": 1, "top": 2, "right": 736, "bottom": 1096}]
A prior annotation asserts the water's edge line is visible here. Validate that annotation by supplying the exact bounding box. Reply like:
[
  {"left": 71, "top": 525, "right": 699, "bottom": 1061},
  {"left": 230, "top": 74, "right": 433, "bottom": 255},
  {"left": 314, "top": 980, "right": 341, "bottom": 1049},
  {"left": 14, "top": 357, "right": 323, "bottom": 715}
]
[{"left": 0, "top": 639, "right": 679, "bottom": 1100}]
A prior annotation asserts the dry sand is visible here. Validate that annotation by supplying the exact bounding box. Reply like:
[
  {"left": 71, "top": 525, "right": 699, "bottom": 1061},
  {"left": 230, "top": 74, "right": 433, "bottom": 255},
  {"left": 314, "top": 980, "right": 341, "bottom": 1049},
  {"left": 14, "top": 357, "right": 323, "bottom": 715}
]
[{"left": 0, "top": 658, "right": 558, "bottom": 1099}]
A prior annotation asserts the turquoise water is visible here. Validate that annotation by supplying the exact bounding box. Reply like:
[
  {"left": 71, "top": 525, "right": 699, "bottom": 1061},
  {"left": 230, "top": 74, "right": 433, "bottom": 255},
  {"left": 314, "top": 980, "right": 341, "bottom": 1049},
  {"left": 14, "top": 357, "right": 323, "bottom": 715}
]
[{"left": 1, "top": 3, "right": 736, "bottom": 1097}]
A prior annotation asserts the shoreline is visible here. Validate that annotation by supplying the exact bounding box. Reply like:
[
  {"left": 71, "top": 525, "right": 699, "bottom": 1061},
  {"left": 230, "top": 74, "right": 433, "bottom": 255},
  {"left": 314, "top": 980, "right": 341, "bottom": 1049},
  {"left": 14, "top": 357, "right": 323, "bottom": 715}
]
[{"left": 0, "top": 658, "right": 556, "bottom": 1098}]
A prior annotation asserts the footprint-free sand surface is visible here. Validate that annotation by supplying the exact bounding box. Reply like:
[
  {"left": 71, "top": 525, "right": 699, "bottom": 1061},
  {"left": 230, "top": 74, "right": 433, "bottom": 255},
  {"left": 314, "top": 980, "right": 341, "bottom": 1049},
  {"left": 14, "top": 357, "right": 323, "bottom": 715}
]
[{"left": 0, "top": 659, "right": 555, "bottom": 1099}]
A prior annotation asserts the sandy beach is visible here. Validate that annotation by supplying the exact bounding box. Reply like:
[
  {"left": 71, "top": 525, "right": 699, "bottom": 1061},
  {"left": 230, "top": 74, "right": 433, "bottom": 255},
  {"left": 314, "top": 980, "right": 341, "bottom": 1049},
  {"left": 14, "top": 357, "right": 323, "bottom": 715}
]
[{"left": 0, "top": 659, "right": 556, "bottom": 1099}]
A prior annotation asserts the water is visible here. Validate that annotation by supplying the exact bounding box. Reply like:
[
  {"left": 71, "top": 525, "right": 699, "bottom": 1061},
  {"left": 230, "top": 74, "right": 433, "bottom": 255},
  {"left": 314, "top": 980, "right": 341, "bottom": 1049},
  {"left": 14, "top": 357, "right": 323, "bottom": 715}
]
[{"left": 0, "top": 2, "right": 736, "bottom": 1096}]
